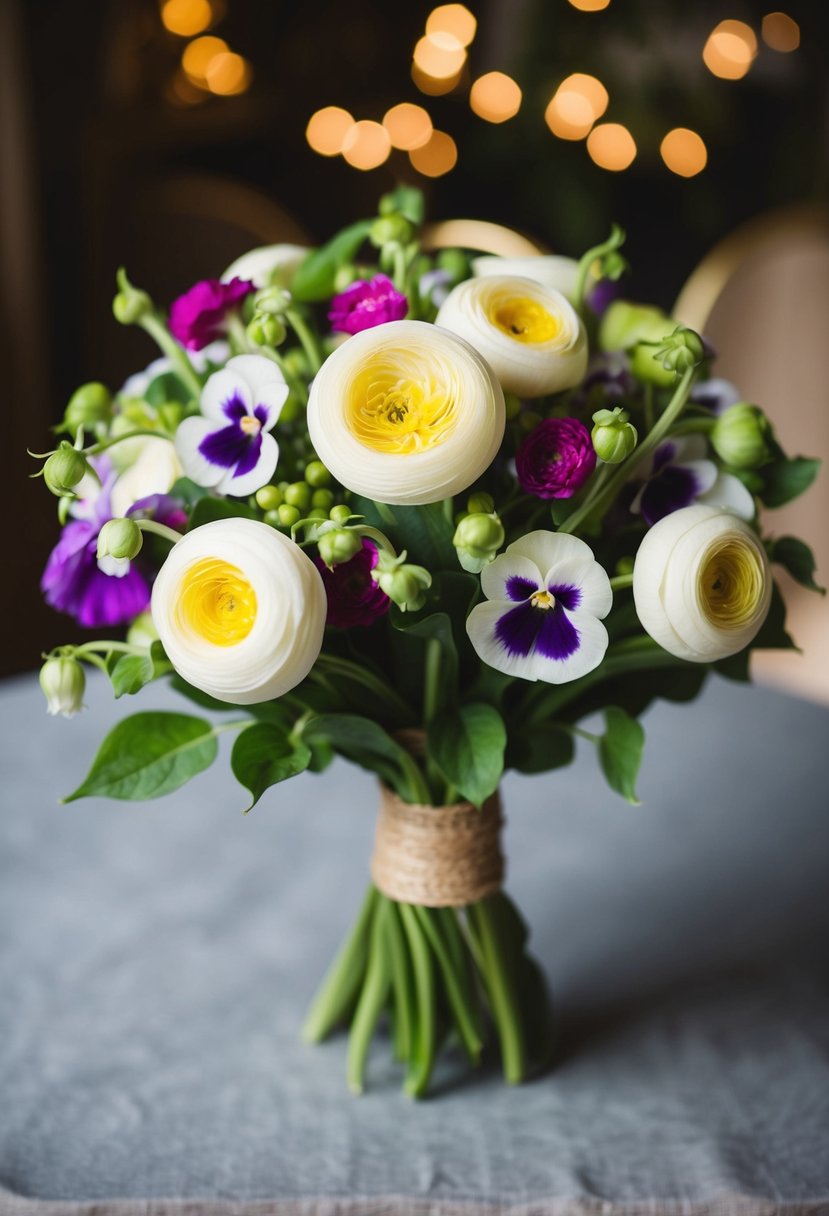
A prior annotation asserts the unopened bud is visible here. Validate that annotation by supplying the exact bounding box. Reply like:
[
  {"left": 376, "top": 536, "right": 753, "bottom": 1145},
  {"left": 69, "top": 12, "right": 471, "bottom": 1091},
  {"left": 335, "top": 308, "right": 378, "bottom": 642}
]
[
  {"left": 453, "top": 512, "right": 505, "bottom": 574},
  {"left": 247, "top": 312, "right": 286, "bottom": 347},
  {"left": 466, "top": 491, "right": 494, "bottom": 516},
  {"left": 43, "top": 444, "right": 89, "bottom": 497},
  {"left": 373, "top": 551, "right": 432, "bottom": 612},
  {"left": 97, "top": 517, "right": 143, "bottom": 561},
  {"left": 654, "top": 326, "right": 705, "bottom": 376},
  {"left": 317, "top": 528, "right": 363, "bottom": 568},
  {"left": 63, "top": 382, "right": 112, "bottom": 432},
  {"left": 254, "top": 285, "right": 292, "bottom": 316},
  {"left": 112, "top": 268, "right": 152, "bottom": 325},
  {"left": 370, "top": 214, "right": 414, "bottom": 248},
  {"left": 39, "top": 656, "right": 86, "bottom": 718},
  {"left": 591, "top": 406, "right": 638, "bottom": 463},
  {"left": 256, "top": 485, "right": 283, "bottom": 511},
  {"left": 598, "top": 301, "right": 674, "bottom": 353},
  {"left": 711, "top": 403, "right": 771, "bottom": 470}
]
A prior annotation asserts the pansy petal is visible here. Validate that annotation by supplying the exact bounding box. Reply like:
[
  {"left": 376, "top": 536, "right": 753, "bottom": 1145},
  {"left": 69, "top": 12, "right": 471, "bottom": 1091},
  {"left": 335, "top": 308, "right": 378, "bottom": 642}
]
[
  {"left": 217, "top": 432, "right": 279, "bottom": 498},
  {"left": 679, "top": 458, "right": 718, "bottom": 496},
  {"left": 251, "top": 379, "right": 290, "bottom": 432},
  {"left": 671, "top": 434, "right": 708, "bottom": 463},
  {"left": 480, "top": 552, "right": 542, "bottom": 602},
  {"left": 174, "top": 417, "right": 226, "bottom": 487},
  {"left": 226, "top": 355, "right": 289, "bottom": 430},
  {"left": 699, "top": 470, "right": 755, "bottom": 520},
  {"left": 542, "top": 554, "right": 613, "bottom": 619},
  {"left": 639, "top": 464, "right": 705, "bottom": 525},
  {"left": 506, "top": 529, "right": 597, "bottom": 577},
  {"left": 466, "top": 600, "right": 544, "bottom": 680},
  {"left": 201, "top": 368, "right": 253, "bottom": 422},
  {"left": 530, "top": 613, "right": 608, "bottom": 684}
]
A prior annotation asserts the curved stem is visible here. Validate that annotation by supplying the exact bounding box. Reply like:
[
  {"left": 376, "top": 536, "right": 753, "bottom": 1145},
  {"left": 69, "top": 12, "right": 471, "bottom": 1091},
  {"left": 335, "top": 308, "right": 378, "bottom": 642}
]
[
  {"left": 73, "top": 640, "right": 146, "bottom": 658},
  {"left": 85, "top": 429, "right": 175, "bottom": 457},
  {"left": 285, "top": 307, "right": 324, "bottom": 374},
  {"left": 134, "top": 519, "right": 183, "bottom": 546},
  {"left": 314, "top": 653, "right": 415, "bottom": 723},
  {"left": 138, "top": 314, "right": 203, "bottom": 401},
  {"left": 573, "top": 227, "right": 624, "bottom": 316}
]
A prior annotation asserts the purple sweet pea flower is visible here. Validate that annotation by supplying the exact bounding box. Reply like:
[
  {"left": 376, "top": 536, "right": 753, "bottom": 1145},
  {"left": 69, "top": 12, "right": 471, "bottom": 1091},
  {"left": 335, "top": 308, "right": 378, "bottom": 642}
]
[
  {"left": 168, "top": 278, "right": 255, "bottom": 351},
  {"left": 515, "top": 417, "right": 596, "bottom": 500},
  {"left": 631, "top": 435, "right": 754, "bottom": 526},
  {"left": 314, "top": 540, "right": 390, "bottom": 629},
  {"left": 328, "top": 275, "right": 408, "bottom": 335}
]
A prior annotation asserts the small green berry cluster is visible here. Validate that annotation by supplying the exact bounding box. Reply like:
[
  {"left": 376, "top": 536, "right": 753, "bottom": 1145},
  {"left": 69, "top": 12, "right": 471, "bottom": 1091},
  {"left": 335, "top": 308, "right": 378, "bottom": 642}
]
[{"left": 255, "top": 460, "right": 349, "bottom": 530}]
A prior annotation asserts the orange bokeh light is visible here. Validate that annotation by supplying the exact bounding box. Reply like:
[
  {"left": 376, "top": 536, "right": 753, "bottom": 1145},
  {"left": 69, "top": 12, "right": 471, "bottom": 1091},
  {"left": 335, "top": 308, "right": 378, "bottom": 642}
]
[
  {"left": 383, "top": 103, "right": 433, "bottom": 151},
  {"left": 409, "top": 129, "right": 458, "bottom": 177},
  {"left": 413, "top": 31, "right": 467, "bottom": 79},
  {"left": 762, "top": 11, "right": 800, "bottom": 52},
  {"left": 181, "top": 35, "right": 228, "bottom": 85},
  {"left": 167, "top": 67, "right": 208, "bottom": 106},
  {"left": 559, "top": 73, "right": 608, "bottom": 120},
  {"left": 425, "top": 4, "right": 477, "bottom": 47},
  {"left": 587, "top": 123, "right": 637, "bottom": 171},
  {"left": 660, "top": 128, "right": 708, "bottom": 177},
  {"left": 342, "top": 120, "right": 392, "bottom": 171},
  {"left": 161, "top": 0, "right": 212, "bottom": 37},
  {"left": 703, "top": 20, "right": 758, "bottom": 80},
  {"left": 544, "top": 92, "right": 594, "bottom": 141},
  {"left": 568, "top": 0, "right": 611, "bottom": 10},
  {"left": 411, "top": 62, "right": 464, "bottom": 95},
  {"left": 306, "top": 107, "right": 355, "bottom": 156},
  {"left": 205, "top": 51, "right": 251, "bottom": 95},
  {"left": 469, "top": 72, "right": 522, "bottom": 123}
]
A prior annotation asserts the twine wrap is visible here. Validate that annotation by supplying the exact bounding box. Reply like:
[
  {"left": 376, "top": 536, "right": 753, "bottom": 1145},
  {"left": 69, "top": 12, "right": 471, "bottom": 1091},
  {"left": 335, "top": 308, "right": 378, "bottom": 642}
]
[{"left": 371, "top": 785, "right": 505, "bottom": 908}]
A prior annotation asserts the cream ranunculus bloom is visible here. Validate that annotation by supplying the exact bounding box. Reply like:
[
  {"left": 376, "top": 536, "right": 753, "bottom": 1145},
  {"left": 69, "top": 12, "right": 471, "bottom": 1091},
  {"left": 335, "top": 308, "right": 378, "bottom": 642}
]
[
  {"left": 471, "top": 255, "right": 593, "bottom": 303},
  {"left": 435, "top": 276, "right": 588, "bottom": 398},
  {"left": 151, "top": 519, "right": 326, "bottom": 705},
  {"left": 633, "top": 504, "right": 772, "bottom": 662},
  {"left": 220, "top": 244, "right": 310, "bottom": 290},
  {"left": 306, "top": 319, "right": 505, "bottom": 506}
]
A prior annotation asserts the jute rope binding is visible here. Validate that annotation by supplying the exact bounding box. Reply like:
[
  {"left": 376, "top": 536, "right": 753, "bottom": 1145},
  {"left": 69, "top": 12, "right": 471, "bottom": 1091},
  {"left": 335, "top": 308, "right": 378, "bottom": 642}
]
[{"left": 370, "top": 785, "right": 505, "bottom": 908}]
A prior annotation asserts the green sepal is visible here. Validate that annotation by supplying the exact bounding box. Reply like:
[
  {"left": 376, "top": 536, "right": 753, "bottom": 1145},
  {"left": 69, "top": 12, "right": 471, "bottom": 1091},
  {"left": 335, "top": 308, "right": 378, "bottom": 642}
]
[{"left": 380, "top": 185, "right": 424, "bottom": 225}]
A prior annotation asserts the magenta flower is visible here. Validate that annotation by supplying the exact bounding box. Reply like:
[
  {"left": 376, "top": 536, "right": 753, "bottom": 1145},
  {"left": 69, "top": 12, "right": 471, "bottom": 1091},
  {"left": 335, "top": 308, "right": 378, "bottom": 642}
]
[
  {"left": 328, "top": 275, "right": 408, "bottom": 335},
  {"left": 314, "top": 541, "right": 390, "bottom": 629},
  {"left": 516, "top": 417, "right": 596, "bottom": 500},
  {"left": 168, "top": 278, "right": 255, "bottom": 351}
]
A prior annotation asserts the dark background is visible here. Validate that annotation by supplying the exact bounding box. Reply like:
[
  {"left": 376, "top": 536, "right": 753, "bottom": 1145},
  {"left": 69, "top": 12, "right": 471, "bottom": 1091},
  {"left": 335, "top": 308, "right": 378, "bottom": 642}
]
[{"left": 3, "top": 0, "right": 827, "bottom": 674}]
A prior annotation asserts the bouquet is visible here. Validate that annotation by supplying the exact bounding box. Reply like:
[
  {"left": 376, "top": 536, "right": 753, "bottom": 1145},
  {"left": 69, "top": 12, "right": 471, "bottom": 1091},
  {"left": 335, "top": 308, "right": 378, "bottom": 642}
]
[{"left": 32, "top": 185, "right": 821, "bottom": 1097}]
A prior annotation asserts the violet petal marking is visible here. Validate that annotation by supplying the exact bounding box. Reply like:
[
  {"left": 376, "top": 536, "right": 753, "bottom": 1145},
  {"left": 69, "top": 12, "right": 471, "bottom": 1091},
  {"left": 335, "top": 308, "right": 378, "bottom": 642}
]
[
  {"left": 548, "top": 583, "right": 582, "bottom": 612},
  {"left": 536, "top": 605, "right": 580, "bottom": 661},
  {"left": 222, "top": 392, "right": 248, "bottom": 423},
  {"left": 199, "top": 423, "right": 251, "bottom": 470},
  {"left": 254, "top": 403, "right": 269, "bottom": 427},
  {"left": 641, "top": 464, "right": 700, "bottom": 526},
  {"left": 495, "top": 601, "right": 542, "bottom": 657},
  {"left": 505, "top": 574, "right": 539, "bottom": 602},
  {"left": 233, "top": 430, "right": 263, "bottom": 477},
  {"left": 652, "top": 442, "right": 676, "bottom": 473}
]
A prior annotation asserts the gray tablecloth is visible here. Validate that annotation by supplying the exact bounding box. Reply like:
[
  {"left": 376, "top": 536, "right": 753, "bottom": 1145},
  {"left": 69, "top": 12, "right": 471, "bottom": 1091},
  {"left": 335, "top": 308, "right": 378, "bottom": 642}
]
[{"left": 1, "top": 670, "right": 828, "bottom": 1216}]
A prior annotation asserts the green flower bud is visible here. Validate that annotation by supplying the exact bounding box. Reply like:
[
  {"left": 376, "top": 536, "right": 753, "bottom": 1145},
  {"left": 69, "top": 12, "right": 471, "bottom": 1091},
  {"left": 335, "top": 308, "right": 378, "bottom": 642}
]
[
  {"left": 247, "top": 312, "right": 286, "bottom": 347},
  {"left": 436, "top": 248, "right": 470, "bottom": 282},
  {"left": 63, "top": 382, "right": 111, "bottom": 432},
  {"left": 43, "top": 443, "right": 89, "bottom": 497},
  {"left": 126, "top": 611, "right": 159, "bottom": 649},
  {"left": 317, "top": 527, "right": 363, "bottom": 568},
  {"left": 466, "top": 491, "right": 494, "bottom": 516},
  {"left": 308, "top": 507, "right": 329, "bottom": 521},
  {"left": 601, "top": 250, "right": 629, "bottom": 282},
  {"left": 598, "top": 301, "right": 674, "bottom": 353},
  {"left": 370, "top": 214, "right": 414, "bottom": 248},
  {"left": 374, "top": 551, "right": 432, "bottom": 612},
  {"left": 112, "top": 268, "right": 152, "bottom": 325},
  {"left": 453, "top": 512, "right": 505, "bottom": 573},
  {"left": 253, "top": 285, "right": 292, "bottom": 316},
  {"left": 653, "top": 326, "right": 705, "bottom": 375},
  {"left": 277, "top": 503, "right": 301, "bottom": 527},
  {"left": 40, "top": 655, "right": 86, "bottom": 718},
  {"left": 711, "top": 403, "right": 772, "bottom": 470},
  {"left": 304, "top": 460, "right": 332, "bottom": 488},
  {"left": 311, "top": 488, "right": 335, "bottom": 510},
  {"left": 629, "top": 342, "right": 675, "bottom": 388},
  {"left": 284, "top": 482, "right": 311, "bottom": 511},
  {"left": 591, "top": 406, "right": 638, "bottom": 463},
  {"left": 256, "top": 485, "right": 283, "bottom": 511},
  {"left": 329, "top": 504, "right": 352, "bottom": 525},
  {"left": 97, "top": 517, "right": 143, "bottom": 561}
]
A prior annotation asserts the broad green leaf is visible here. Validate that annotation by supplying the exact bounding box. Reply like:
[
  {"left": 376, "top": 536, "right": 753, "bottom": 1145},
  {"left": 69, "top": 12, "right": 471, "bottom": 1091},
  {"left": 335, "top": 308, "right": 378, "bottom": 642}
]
[
  {"left": 351, "top": 497, "right": 457, "bottom": 570},
  {"left": 304, "top": 713, "right": 424, "bottom": 802},
  {"left": 713, "top": 649, "right": 751, "bottom": 683},
  {"left": 598, "top": 706, "right": 645, "bottom": 805},
  {"left": 761, "top": 456, "right": 820, "bottom": 508},
  {"left": 751, "top": 581, "right": 798, "bottom": 651},
  {"left": 145, "top": 371, "right": 191, "bottom": 407},
  {"left": 769, "top": 536, "right": 825, "bottom": 594},
  {"left": 187, "top": 494, "right": 258, "bottom": 530},
  {"left": 428, "top": 703, "right": 506, "bottom": 806},
  {"left": 291, "top": 220, "right": 373, "bottom": 302},
  {"left": 231, "top": 723, "right": 312, "bottom": 811},
  {"left": 64, "top": 712, "right": 219, "bottom": 802},
  {"left": 169, "top": 674, "right": 238, "bottom": 712},
  {"left": 505, "top": 722, "right": 575, "bottom": 775},
  {"left": 108, "top": 641, "right": 171, "bottom": 698}
]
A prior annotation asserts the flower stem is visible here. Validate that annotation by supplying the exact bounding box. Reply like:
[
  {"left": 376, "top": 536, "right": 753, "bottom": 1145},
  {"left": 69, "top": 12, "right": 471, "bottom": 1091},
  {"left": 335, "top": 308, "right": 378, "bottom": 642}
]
[
  {"left": 467, "top": 898, "right": 526, "bottom": 1084},
  {"left": 422, "top": 636, "right": 446, "bottom": 802},
  {"left": 285, "top": 307, "right": 324, "bottom": 375},
  {"left": 384, "top": 899, "right": 415, "bottom": 1063},
  {"left": 314, "top": 653, "right": 415, "bottom": 723},
  {"left": 413, "top": 906, "right": 482, "bottom": 1064},
  {"left": 609, "top": 572, "right": 634, "bottom": 591},
  {"left": 135, "top": 519, "right": 183, "bottom": 546},
  {"left": 138, "top": 314, "right": 203, "bottom": 401},
  {"left": 398, "top": 903, "right": 436, "bottom": 1098},
  {"left": 346, "top": 899, "right": 392, "bottom": 1094},
  {"left": 302, "top": 886, "right": 378, "bottom": 1044},
  {"left": 85, "top": 428, "right": 176, "bottom": 457},
  {"left": 573, "top": 226, "right": 624, "bottom": 316}
]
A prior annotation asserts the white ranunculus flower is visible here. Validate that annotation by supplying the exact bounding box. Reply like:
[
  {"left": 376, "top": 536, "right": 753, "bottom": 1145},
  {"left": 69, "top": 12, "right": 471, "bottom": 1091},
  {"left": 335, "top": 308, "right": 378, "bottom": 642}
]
[
  {"left": 306, "top": 319, "right": 505, "bottom": 506},
  {"left": 633, "top": 504, "right": 772, "bottom": 663},
  {"left": 111, "top": 437, "right": 183, "bottom": 517},
  {"left": 471, "top": 255, "right": 592, "bottom": 303},
  {"left": 435, "top": 276, "right": 588, "bottom": 398},
  {"left": 220, "top": 244, "right": 310, "bottom": 289},
  {"left": 151, "top": 519, "right": 326, "bottom": 705}
]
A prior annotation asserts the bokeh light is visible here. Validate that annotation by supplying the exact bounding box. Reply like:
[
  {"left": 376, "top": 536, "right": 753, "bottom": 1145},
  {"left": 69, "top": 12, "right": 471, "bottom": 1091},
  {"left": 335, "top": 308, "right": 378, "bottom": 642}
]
[
  {"left": 413, "top": 32, "right": 467, "bottom": 79},
  {"left": 161, "top": 0, "right": 213, "bottom": 37},
  {"left": 762, "top": 12, "right": 800, "bottom": 52},
  {"left": 181, "top": 35, "right": 228, "bottom": 85},
  {"left": 383, "top": 103, "right": 433, "bottom": 151},
  {"left": 469, "top": 72, "right": 522, "bottom": 123},
  {"left": 587, "top": 123, "right": 637, "bottom": 171},
  {"left": 560, "top": 73, "right": 608, "bottom": 120},
  {"left": 425, "top": 4, "right": 477, "bottom": 46},
  {"left": 702, "top": 20, "right": 758, "bottom": 80},
  {"left": 306, "top": 107, "right": 355, "bottom": 156},
  {"left": 205, "top": 51, "right": 251, "bottom": 96},
  {"left": 544, "top": 73, "right": 608, "bottom": 141},
  {"left": 412, "top": 63, "right": 464, "bottom": 95},
  {"left": 660, "top": 128, "right": 708, "bottom": 177},
  {"left": 342, "top": 120, "right": 392, "bottom": 171},
  {"left": 167, "top": 68, "right": 208, "bottom": 106},
  {"left": 568, "top": 0, "right": 611, "bottom": 10},
  {"left": 409, "top": 130, "right": 458, "bottom": 177}
]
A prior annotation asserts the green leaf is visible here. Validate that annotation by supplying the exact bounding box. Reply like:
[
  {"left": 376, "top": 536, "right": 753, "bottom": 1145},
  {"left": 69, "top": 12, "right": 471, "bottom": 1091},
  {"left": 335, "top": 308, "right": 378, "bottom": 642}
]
[
  {"left": 187, "top": 494, "right": 258, "bottom": 530},
  {"left": 428, "top": 703, "right": 506, "bottom": 807},
  {"left": 291, "top": 220, "right": 373, "bottom": 302},
  {"left": 144, "top": 371, "right": 191, "bottom": 407},
  {"left": 350, "top": 497, "right": 457, "bottom": 570},
  {"left": 381, "top": 185, "right": 424, "bottom": 225},
  {"left": 769, "top": 536, "right": 825, "bottom": 594},
  {"left": 597, "top": 706, "right": 645, "bottom": 805},
  {"left": 304, "top": 713, "right": 426, "bottom": 802},
  {"left": 505, "top": 722, "right": 575, "bottom": 775},
  {"left": 170, "top": 477, "right": 212, "bottom": 508},
  {"left": 64, "top": 712, "right": 219, "bottom": 802},
  {"left": 761, "top": 456, "right": 820, "bottom": 508},
  {"left": 231, "top": 723, "right": 312, "bottom": 811},
  {"left": 108, "top": 642, "right": 171, "bottom": 698},
  {"left": 169, "top": 674, "right": 238, "bottom": 712},
  {"left": 751, "top": 580, "right": 798, "bottom": 651}
]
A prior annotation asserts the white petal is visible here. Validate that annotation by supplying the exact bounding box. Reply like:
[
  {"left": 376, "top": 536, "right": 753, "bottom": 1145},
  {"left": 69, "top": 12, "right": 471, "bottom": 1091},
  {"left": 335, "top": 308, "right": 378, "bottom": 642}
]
[
  {"left": 530, "top": 613, "right": 609, "bottom": 684},
  {"left": 465, "top": 600, "right": 541, "bottom": 681},
  {"left": 678, "top": 457, "right": 719, "bottom": 496},
  {"left": 670, "top": 434, "right": 708, "bottom": 463},
  {"left": 480, "top": 553, "right": 542, "bottom": 602},
  {"left": 174, "top": 417, "right": 225, "bottom": 488},
  {"left": 472, "top": 255, "right": 585, "bottom": 300},
  {"left": 221, "top": 244, "right": 309, "bottom": 289},
  {"left": 216, "top": 433, "right": 279, "bottom": 498},
  {"left": 200, "top": 368, "right": 252, "bottom": 422},
  {"left": 545, "top": 555, "right": 613, "bottom": 619},
  {"left": 111, "top": 438, "right": 183, "bottom": 516},
  {"left": 226, "top": 355, "right": 289, "bottom": 431},
  {"left": 698, "top": 470, "right": 755, "bottom": 520},
  {"left": 507, "top": 529, "right": 597, "bottom": 576}
]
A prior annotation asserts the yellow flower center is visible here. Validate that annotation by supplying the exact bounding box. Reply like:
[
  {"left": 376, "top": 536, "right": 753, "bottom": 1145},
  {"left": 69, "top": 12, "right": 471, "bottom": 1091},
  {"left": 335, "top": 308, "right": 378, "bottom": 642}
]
[
  {"left": 178, "top": 558, "right": 257, "bottom": 646},
  {"left": 701, "top": 540, "right": 763, "bottom": 629},
  {"left": 490, "top": 297, "right": 561, "bottom": 344},
  {"left": 531, "top": 589, "right": 555, "bottom": 610},
  {"left": 347, "top": 360, "right": 457, "bottom": 455}
]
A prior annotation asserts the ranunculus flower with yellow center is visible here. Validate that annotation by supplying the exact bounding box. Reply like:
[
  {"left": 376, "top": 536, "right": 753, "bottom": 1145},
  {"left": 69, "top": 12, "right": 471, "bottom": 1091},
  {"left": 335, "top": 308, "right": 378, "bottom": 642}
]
[
  {"left": 151, "top": 519, "right": 326, "bottom": 705},
  {"left": 633, "top": 504, "right": 772, "bottom": 662},
  {"left": 306, "top": 319, "right": 505, "bottom": 506},
  {"left": 435, "top": 276, "right": 588, "bottom": 398}
]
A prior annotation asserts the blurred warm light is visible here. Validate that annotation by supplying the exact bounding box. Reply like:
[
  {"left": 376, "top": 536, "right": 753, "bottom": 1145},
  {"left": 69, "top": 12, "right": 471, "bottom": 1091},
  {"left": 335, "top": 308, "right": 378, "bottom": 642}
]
[
  {"left": 413, "top": 32, "right": 467, "bottom": 79},
  {"left": 383, "top": 103, "right": 433, "bottom": 150},
  {"left": 660, "top": 127, "right": 708, "bottom": 177},
  {"left": 205, "top": 51, "right": 251, "bottom": 95},
  {"left": 181, "top": 35, "right": 228, "bottom": 85},
  {"left": 412, "top": 63, "right": 464, "bottom": 95},
  {"left": 587, "top": 123, "right": 637, "bottom": 171},
  {"left": 167, "top": 67, "right": 208, "bottom": 106},
  {"left": 409, "top": 129, "right": 458, "bottom": 177},
  {"left": 560, "top": 72, "right": 608, "bottom": 119},
  {"left": 703, "top": 20, "right": 758, "bottom": 80},
  {"left": 426, "top": 4, "right": 477, "bottom": 46},
  {"left": 342, "top": 120, "right": 392, "bottom": 171},
  {"left": 306, "top": 107, "right": 355, "bottom": 157},
  {"left": 568, "top": 0, "right": 611, "bottom": 9},
  {"left": 161, "top": 0, "right": 212, "bottom": 37},
  {"left": 762, "top": 11, "right": 800, "bottom": 52},
  {"left": 544, "top": 91, "right": 594, "bottom": 141},
  {"left": 469, "top": 72, "right": 522, "bottom": 123}
]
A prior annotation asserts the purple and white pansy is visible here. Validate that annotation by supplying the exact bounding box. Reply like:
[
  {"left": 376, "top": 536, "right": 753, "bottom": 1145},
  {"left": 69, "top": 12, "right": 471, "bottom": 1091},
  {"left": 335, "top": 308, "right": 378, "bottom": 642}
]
[
  {"left": 466, "top": 531, "right": 612, "bottom": 684},
  {"left": 175, "top": 354, "right": 289, "bottom": 497},
  {"left": 630, "top": 434, "right": 754, "bottom": 527}
]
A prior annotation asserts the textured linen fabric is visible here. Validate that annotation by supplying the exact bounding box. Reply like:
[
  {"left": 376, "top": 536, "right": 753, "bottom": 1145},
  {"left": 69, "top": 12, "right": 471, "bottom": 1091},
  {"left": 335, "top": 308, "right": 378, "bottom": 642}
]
[{"left": 0, "top": 671, "right": 828, "bottom": 1215}]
